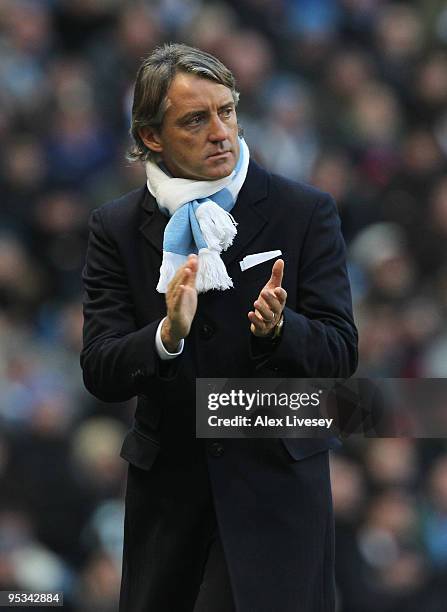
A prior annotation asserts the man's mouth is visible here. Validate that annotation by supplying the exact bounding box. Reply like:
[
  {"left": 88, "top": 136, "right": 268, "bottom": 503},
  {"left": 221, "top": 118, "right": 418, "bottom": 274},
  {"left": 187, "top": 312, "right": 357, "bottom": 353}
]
[{"left": 207, "top": 150, "right": 231, "bottom": 159}]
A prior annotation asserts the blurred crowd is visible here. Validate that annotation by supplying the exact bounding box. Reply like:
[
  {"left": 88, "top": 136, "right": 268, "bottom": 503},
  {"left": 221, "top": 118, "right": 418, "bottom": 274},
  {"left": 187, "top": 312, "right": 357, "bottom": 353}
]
[{"left": 0, "top": 0, "right": 447, "bottom": 610}]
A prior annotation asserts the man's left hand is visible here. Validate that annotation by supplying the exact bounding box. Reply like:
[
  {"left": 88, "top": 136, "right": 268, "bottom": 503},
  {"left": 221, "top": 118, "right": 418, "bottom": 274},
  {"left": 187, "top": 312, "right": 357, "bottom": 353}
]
[{"left": 248, "top": 259, "right": 287, "bottom": 337}]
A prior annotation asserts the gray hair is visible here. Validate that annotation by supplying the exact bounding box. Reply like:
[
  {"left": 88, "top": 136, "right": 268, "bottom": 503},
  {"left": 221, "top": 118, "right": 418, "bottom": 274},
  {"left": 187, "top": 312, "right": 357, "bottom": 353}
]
[{"left": 127, "top": 43, "right": 240, "bottom": 162}]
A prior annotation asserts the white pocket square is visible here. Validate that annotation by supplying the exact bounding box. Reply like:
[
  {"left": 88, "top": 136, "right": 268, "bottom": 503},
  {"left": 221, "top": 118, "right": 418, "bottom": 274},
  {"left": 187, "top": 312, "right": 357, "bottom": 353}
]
[{"left": 239, "top": 250, "right": 282, "bottom": 271}]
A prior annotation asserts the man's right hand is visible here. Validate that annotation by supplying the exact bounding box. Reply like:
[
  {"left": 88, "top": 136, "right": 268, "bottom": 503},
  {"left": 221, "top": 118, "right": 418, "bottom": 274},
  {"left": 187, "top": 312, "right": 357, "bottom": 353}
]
[{"left": 161, "top": 254, "right": 198, "bottom": 352}]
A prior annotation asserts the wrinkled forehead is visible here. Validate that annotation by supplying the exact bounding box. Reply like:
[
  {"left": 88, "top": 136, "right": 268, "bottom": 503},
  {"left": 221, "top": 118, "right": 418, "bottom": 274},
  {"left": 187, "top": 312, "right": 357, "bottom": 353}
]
[{"left": 164, "top": 72, "right": 235, "bottom": 118}]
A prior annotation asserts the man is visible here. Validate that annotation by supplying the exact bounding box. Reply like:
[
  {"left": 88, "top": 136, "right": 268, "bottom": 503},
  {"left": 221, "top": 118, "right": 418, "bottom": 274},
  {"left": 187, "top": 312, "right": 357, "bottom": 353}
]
[{"left": 81, "top": 43, "right": 357, "bottom": 612}]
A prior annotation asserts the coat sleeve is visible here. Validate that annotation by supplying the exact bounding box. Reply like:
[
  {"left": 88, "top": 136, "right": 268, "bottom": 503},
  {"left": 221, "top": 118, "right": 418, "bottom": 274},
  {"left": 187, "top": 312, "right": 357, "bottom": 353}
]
[
  {"left": 80, "top": 208, "right": 177, "bottom": 402},
  {"left": 255, "top": 193, "right": 358, "bottom": 377}
]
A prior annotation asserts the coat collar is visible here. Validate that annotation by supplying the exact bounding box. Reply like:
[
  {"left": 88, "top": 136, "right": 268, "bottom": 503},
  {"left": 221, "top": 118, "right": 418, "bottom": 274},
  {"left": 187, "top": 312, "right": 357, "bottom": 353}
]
[
  {"left": 138, "top": 159, "right": 269, "bottom": 266},
  {"left": 139, "top": 187, "right": 168, "bottom": 256}
]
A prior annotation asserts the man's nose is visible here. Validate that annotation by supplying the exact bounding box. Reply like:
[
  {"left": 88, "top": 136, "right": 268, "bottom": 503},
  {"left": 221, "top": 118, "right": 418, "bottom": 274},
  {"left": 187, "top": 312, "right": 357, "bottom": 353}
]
[{"left": 208, "top": 115, "right": 228, "bottom": 142}]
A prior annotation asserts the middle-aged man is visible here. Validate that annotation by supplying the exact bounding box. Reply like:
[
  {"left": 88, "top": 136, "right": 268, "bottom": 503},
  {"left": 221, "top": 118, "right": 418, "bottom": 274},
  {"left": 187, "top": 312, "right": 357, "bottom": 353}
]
[{"left": 81, "top": 43, "right": 358, "bottom": 612}]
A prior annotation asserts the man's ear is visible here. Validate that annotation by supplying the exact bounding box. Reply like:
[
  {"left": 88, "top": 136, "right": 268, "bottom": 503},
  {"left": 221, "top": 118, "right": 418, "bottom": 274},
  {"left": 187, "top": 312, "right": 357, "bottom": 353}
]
[{"left": 139, "top": 127, "right": 163, "bottom": 153}]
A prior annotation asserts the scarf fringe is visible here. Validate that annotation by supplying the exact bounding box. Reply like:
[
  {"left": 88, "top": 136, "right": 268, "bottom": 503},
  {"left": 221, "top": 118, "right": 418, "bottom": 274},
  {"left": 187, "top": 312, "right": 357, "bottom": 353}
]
[
  {"left": 156, "top": 253, "right": 181, "bottom": 293},
  {"left": 196, "top": 248, "right": 233, "bottom": 293},
  {"left": 148, "top": 137, "right": 250, "bottom": 294},
  {"left": 196, "top": 201, "right": 237, "bottom": 252}
]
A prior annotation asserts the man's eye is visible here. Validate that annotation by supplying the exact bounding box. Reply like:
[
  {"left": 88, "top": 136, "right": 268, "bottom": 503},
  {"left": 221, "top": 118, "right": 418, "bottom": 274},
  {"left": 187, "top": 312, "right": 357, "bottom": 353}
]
[
  {"left": 188, "top": 115, "right": 202, "bottom": 125},
  {"left": 221, "top": 108, "right": 233, "bottom": 118}
]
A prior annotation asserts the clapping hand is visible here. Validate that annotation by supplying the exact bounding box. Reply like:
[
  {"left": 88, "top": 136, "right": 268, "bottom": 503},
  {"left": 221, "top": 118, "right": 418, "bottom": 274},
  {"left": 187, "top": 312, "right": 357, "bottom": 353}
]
[
  {"left": 161, "top": 254, "right": 198, "bottom": 352},
  {"left": 248, "top": 259, "right": 287, "bottom": 337}
]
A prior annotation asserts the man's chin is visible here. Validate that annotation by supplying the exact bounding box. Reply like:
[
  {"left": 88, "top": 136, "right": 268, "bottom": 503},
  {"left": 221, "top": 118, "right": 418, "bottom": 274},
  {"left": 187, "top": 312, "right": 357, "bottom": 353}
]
[{"left": 204, "top": 158, "right": 236, "bottom": 180}]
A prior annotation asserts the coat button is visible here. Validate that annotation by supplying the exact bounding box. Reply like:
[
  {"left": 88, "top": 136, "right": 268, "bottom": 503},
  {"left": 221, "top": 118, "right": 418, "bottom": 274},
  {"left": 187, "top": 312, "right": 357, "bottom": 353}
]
[
  {"left": 209, "top": 441, "right": 224, "bottom": 457},
  {"left": 200, "top": 323, "right": 215, "bottom": 340}
]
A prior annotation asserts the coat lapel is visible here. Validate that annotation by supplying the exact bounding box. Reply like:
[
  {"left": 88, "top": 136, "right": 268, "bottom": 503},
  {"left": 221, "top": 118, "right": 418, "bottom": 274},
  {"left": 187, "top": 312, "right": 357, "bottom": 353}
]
[
  {"left": 138, "top": 159, "right": 270, "bottom": 265},
  {"left": 221, "top": 159, "right": 269, "bottom": 267},
  {"left": 139, "top": 189, "right": 168, "bottom": 255}
]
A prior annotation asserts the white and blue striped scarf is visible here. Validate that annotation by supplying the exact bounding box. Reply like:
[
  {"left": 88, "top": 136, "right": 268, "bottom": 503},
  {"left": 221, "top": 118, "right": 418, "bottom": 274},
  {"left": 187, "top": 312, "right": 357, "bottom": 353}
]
[{"left": 145, "top": 137, "right": 249, "bottom": 293}]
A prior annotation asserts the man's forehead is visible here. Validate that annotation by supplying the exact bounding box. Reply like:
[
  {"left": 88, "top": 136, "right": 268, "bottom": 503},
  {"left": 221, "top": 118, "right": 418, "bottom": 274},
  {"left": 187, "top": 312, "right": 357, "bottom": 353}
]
[{"left": 165, "top": 73, "right": 233, "bottom": 115}]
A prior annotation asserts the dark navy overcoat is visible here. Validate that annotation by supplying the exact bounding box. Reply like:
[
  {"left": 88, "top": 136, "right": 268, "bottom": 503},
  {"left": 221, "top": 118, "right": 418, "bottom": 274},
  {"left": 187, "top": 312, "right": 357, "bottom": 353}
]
[{"left": 81, "top": 160, "right": 358, "bottom": 612}]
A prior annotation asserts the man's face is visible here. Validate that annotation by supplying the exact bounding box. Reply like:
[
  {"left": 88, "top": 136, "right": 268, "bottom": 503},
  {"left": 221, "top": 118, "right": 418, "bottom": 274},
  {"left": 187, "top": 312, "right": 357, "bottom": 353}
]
[{"left": 141, "top": 72, "right": 240, "bottom": 180}]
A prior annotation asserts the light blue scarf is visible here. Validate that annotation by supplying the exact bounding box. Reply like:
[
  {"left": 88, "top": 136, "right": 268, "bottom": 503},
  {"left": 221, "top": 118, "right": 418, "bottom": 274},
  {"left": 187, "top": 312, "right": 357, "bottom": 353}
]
[{"left": 145, "top": 137, "right": 249, "bottom": 293}]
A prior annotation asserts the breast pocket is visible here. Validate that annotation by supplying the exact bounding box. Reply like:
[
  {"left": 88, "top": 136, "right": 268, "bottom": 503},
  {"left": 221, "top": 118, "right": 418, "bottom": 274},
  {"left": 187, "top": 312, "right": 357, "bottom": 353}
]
[{"left": 237, "top": 255, "right": 283, "bottom": 287}]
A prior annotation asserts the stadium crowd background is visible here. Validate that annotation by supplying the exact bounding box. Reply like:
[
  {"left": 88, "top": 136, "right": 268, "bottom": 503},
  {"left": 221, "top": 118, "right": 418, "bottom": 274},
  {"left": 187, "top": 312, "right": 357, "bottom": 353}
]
[{"left": 1, "top": 0, "right": 447, "bottom": 610}]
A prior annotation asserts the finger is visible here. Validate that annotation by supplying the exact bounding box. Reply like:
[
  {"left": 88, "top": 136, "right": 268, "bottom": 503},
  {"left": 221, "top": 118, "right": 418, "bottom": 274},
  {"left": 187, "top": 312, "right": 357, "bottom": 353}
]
[
  {"left": 248, "top": 310, "right": 267, "bottom": 330},
  {"left": 177, "top": 255, "right": 197, "bottom": 289},
  {"left": 167, "top": 265, "right": 186, "bottom": 295},
  {"left": 248, "top": 309, "right": 265, "bottom": 324},
  {"left": 178, "top": 265, "right": 196, "bottom": 294},
  {"left": 274, "top": 287, "right": 287, "bottom": 305},
  {"left": 255, "top": 291, "right": 280, "bottom": 322},
  {"left": 167, "top": 273, "right": 180, "bottom": 295},
  {"left": 186, "top": 258, "right": 198, "bottom": 286},
  {"left": 248, "top": 311, "right": 270, "bottom": 336},
  {"left": 171, "top": 283, "right": 184, "bottom": 312},
  {"left": 168, "top": 255, "right": 197, "bottom": 290},
  {"left": 260, "top": 289, "right": 282, "bottom": 312},
  {"left": 172, "top": 268, "right": 191, "bottom": 302},
  {"left": 187, "top": 254, "right": 198, "bottom": 271},
  {"left": 268, "top": 259, "right": 284, "bottom": 289},
  {"left": 253, "top": 298, "right": 275, "bottom": 322},
  {"left": 173, "top": 283, "right": 196, "bottom": 316}
]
